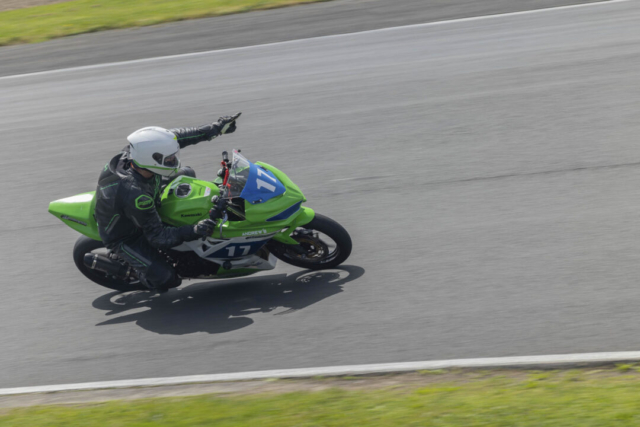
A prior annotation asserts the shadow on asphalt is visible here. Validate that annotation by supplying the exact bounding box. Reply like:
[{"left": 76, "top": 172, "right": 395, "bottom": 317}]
[{"left": 91, "top": 265, "right": 365, "bottom": 335}]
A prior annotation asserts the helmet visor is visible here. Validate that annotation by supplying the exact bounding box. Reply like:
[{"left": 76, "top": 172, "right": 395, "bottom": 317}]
[{"left": 163, "top": 151, "right": 180, "bottom": 168}]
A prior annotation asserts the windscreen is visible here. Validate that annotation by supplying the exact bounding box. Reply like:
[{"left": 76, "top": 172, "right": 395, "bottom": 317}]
[
  {"left": 223, "top": 150, "right": 285, "bottom": 203},
  {"left": 224, "top": 150, "right": 251, "bottom": 198}
]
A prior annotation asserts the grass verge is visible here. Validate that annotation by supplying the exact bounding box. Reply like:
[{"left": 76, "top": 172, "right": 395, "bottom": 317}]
[
  {"left": 5, "top": 368, "right": 640, "bottom": 426},
  {"left": 0, "top": 0, "right": 332, "bottom": 47}
]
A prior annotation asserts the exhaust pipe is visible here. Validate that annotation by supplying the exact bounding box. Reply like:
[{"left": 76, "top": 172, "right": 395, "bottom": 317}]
[{"left": 83, "top": 253, "right": 133, "bottom": 279}]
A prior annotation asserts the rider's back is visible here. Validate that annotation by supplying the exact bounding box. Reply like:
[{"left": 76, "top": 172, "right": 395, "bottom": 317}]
[{"left": 95, "top": 149, "right": 159, "bottom": 249}]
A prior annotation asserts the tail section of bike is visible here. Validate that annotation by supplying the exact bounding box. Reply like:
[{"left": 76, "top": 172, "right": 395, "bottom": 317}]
[{"left": 48, "top": 192, "right": 101, "bottom": 241}]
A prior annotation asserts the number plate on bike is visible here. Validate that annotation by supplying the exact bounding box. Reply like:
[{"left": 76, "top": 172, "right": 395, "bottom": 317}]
[{"left": 205, "top": 241, "right": 267, "bottom": 259}]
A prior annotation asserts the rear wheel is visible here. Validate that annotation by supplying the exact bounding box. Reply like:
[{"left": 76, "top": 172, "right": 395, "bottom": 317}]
[
  {"left": 267, "top": 213, "right": 352, "bottom": 270},
  {"left": 73, "top": 236, "right": 147, "bottom": 292}
]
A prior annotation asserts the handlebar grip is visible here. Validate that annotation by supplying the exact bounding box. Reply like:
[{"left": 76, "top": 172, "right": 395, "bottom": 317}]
[
  {"left": 222, "top": 151, "right": 229, "bottom": 162},
  {"left": 217, "top": 197, "right": 228, "bottom": 210},
  {"left": 209, "top": 196, "right": 228, "bottom": 221},
  {"left": 209, "top": 208, "right": 220, "bottom": 221}
]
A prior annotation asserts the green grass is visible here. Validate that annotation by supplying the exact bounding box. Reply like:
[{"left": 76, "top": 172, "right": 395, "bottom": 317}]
[
  {"left": 0, "top": 0, "right": 332, "bottom": 46},
  {"left": 6, "top": 370, "right": 640, "bottom": 426}
]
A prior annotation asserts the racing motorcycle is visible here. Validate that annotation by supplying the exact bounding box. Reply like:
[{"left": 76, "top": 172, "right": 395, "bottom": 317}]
[{"left": 48, "top": 149, "right": 352, "bottom": 292}]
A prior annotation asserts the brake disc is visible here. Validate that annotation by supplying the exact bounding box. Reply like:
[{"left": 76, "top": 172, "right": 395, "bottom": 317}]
[{"left": 291, "top": 230, "right": 329, "bottom": 260}]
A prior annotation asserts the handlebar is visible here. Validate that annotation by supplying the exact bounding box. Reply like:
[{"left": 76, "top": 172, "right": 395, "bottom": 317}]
[
  {"left": 209, "top": 195, "right": 230, "bottom": 238},
  {"left": 209, "top": 195, "right": 228, "bottom": 220}
]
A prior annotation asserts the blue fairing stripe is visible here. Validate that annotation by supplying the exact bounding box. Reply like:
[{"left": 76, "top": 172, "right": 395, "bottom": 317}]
[{"left": 267, "top": 202, "right": 302, "bottom": 222}]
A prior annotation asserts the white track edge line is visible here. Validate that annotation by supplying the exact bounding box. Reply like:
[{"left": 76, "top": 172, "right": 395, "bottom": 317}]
[
  {"left": 3, "top": 351, "right": 640, "bottom": 396},
  {"left": 0, "top": 0, "right": 630, "bottom": 81}
]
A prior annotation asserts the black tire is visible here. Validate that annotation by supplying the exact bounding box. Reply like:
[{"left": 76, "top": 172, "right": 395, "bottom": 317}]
[
  {"left": 267, "top": 213, "right": 352, "bottom": 270},
  {"left": 73, "top": 236, "right": 147, "bottom": 292}
]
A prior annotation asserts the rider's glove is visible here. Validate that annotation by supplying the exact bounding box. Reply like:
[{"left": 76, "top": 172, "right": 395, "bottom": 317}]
[
  {"left": 203, "top": 112, "right": 240, "bottom": 140},
  {"left": 216, "top": 112, "right": 241, "bottom": 135},
  {"left": 217, "top": 116, "right": 237, "bottom": 135},
  {"left": 209, "top": 196, "right": 228, "bottom": 221},
  {"left": 193, "top": 219, "right": 216, "bottom": 238}
]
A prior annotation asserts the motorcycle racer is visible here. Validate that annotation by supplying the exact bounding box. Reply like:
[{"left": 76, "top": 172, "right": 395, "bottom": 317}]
[{"left": 94, "top": 114, "right": 240, "bottom": 292}]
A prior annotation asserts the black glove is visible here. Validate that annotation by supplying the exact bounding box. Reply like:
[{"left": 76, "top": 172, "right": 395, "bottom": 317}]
[
  {"left": 193, "top": 219, "right": 216, "bottom": 238},
  {"left": 217, "top": 112, "right": 241, "bottom": 135},
  {"left": 209, "top": 196, "right": 228, "bottom": 221}
]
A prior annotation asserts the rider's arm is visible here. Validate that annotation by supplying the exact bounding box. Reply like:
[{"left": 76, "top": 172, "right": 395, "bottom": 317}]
[
  {"left": 169, "top": 115, "right": 238, "bottom": 148},
  {"left": 169, "top": 124, "right": 222, "bottom": 148},
  {"left": 122, "top": 189, "right": 198, "bottom": 249}
]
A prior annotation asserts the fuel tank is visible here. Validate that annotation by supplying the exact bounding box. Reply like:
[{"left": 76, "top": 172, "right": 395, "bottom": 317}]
[{"left": 158, "top": 176, "right": 220, "bottom": 227}]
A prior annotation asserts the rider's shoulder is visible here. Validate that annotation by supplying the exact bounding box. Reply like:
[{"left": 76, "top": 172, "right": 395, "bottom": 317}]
[
  {"left": 100, "top": 150, "right": 131, "bottom": 178},
  {"left": 121, "top": 176, "right": 156, "bottom": 210}
]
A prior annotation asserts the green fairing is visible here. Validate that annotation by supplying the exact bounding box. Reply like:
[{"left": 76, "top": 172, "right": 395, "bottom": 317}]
[
  {"left": 271, "top": 206, "right": 315, "bottom": 244},
  {"left": 48, "top": 157, "right": 317, "bottom": 276},
  {"left": 48, "top": 192, "right": 101, "bottom": 241},
  {"left": 157, "top": 176, "right": 220, "bottom": 227},
  {"left": 157, "top": 164, "right": 314, "bottom": 241}
]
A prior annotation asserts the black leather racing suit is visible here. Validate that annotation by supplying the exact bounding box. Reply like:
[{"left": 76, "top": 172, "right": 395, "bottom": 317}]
[{"left": 94, "top": 123, "right": 222, "bottom": 290}]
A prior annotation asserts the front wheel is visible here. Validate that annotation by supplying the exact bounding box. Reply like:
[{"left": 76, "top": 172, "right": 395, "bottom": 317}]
[
  {"left": 73, "top": 236, "right": 147, "bottom": 292},
  {"left": 267, "top": 213, "right": 352, "bottom": 270}
]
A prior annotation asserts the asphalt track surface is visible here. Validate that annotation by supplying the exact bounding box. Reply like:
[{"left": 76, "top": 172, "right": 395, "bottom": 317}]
[
  {"left": 0, "top": 0, "right": 604, "bottom": 77},
  {"left": 1, "top": 0, "right": 640, "bottom": 388}
]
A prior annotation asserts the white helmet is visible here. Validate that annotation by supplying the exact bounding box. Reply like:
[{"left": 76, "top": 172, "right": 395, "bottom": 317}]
[{"left": 127, "top": 126, "right": 181, "bottom": 177}]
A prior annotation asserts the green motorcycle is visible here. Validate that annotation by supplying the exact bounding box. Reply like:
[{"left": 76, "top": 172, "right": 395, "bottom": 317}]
[{"left": 48, "top": 149, "right": 352, "bottom": 292}]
